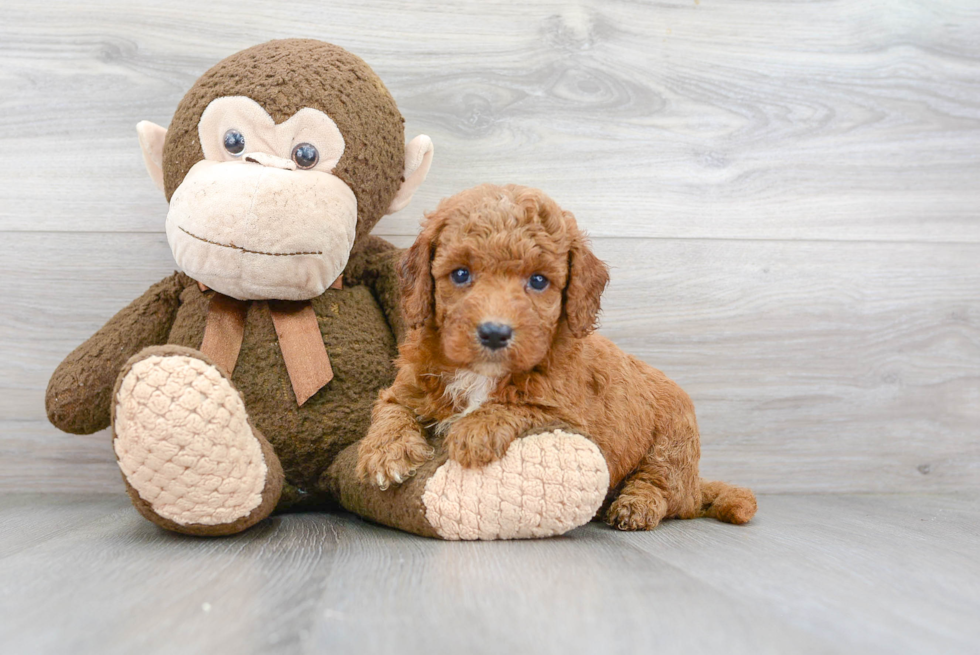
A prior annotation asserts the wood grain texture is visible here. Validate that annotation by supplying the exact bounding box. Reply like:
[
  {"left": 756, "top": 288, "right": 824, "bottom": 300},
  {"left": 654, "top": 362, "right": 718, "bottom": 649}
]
[
  {"left": 1, "top": 0, "right": 979, "bottom": 493},
  {"left": 0, "top": 493, "right": 977, "bottom": 654},
  {"left": 2, "top": 233, "right": 977, "bottom": 492},
  {"left": 2, "top": 0, "right": 979, "bottom": 241}
]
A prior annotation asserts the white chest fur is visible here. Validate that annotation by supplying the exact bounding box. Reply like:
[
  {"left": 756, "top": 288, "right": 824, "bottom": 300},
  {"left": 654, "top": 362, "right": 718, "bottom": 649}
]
[{"left": 435, "top": 369, "right": 499, "bottom": 435}]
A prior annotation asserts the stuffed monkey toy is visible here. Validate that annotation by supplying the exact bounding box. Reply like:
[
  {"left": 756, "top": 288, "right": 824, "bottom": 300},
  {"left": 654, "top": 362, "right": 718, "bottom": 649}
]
[{"left": 46, "top": 39, "right": 610, "bottom": 539}]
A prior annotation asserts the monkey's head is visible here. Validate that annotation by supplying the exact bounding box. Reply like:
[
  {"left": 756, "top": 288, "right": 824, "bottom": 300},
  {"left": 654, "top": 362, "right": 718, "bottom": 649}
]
[{"left": 137, "top": 39, "right": 433, "bottom": 301}]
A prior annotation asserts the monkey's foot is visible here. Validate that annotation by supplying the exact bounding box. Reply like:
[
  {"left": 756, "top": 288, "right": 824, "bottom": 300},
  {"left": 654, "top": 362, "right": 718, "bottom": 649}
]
[
  {"left": 421, "top": 430, "right": 609, "bottom": 540},
  {"left": 330, "top": 429, "right": 608, "bottom": 540},
  {"left": 112, "top": 346, "right": 283, "bottom": 536}
]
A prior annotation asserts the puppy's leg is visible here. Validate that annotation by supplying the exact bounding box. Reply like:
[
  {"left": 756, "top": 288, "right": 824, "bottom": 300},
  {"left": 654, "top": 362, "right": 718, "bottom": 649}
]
[
  {"left": 700, "top": 478, "right": 757, "bottom": 525},
  {"left": 606, "top": 445, "right": 758, "bottom": 529},
  {"left": 605, "top": 454, "right": 672, "bottom": 530},
  {"left": 357, "top": 388, "right": 434, "bottom": 490},
  {"left": 445, "top": 404, "right": 553, "bottom": 468},
  {"left": 605, "top": 419, "right": 701, "bottom": 531}
]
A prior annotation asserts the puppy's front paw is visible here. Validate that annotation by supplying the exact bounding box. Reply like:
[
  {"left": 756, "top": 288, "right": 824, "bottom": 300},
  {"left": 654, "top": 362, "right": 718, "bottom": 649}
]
[
  {"left": 445, "top": 416, "right": 517, "bottom": 469},
  {"left": 357, "top": 429, "right": 434, "bottom": 490}
]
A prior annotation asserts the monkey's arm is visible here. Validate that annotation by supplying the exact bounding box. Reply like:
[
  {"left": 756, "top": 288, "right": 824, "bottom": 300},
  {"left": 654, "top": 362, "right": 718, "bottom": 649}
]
[
  {"left": 344, "top": 235, "right": 407, "bottom": 344},
  {"left": 46, "top": 273, "right": 185, "bottom": 434}
]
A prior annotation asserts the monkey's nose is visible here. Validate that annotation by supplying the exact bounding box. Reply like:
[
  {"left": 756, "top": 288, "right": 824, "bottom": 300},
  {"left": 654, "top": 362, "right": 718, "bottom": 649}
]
[
  {"left": 244, "top": 152, "right": 297, "bottom": 171},
  {"left": 477, "top": 322, "right": 513, "bottom": 351}
]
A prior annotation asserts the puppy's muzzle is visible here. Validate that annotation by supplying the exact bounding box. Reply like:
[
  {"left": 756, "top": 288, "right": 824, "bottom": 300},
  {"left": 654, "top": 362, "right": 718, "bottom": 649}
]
[{"left": 477, "top": 322, "right": 513, "bottom": 351}]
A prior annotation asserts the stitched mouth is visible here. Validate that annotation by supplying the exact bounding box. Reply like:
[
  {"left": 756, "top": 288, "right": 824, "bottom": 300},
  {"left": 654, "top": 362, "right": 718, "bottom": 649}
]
[{"left": 178, "top": 226, "right": 323, "bottom": 257}]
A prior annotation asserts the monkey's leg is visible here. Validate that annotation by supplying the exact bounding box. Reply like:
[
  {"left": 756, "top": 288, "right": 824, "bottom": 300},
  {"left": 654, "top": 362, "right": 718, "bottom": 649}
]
[
  {"left": 327, "top": 429, "right": 609, "bottom": 540},
  {"left": 112, "top": 345, "right": 283, "bottom": 536}
]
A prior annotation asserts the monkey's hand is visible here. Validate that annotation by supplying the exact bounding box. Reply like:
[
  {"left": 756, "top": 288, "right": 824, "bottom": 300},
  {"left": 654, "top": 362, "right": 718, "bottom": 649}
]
[{"left": 46, "top": 274, "right": 183, "bottom": 435}]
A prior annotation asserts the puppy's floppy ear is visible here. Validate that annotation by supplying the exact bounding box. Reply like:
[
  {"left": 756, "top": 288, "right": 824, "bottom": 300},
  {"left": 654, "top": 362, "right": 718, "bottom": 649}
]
[
  {"left": 400, "top": 216, "right": 441, "bottom": 329},
  {"left": 563, "top": 220, "right": 610, "bottom": 339}
]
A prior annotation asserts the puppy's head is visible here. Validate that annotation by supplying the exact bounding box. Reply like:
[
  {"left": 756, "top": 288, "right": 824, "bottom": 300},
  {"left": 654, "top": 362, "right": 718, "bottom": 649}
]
[{"left": 401, "top": 184, "right": 609, "bottom": 374}]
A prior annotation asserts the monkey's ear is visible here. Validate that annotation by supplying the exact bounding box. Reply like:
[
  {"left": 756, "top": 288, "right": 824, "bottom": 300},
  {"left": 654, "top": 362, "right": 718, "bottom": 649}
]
[
  {"left": 136, "top": 120, "right": 167, "bottom": 194},
  {"left": 386, "top": 135, "right": 434, "bottom": 215}
]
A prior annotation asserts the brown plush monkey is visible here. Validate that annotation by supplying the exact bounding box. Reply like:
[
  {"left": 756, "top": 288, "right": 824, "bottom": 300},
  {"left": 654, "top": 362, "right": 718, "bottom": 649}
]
[{"left": 46, "top": 39, "right": 610, "bottom": 539}]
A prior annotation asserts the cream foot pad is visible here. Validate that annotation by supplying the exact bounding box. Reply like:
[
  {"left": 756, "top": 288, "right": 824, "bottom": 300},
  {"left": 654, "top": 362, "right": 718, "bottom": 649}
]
[
  {"left": 113, "top": 354, "right": 268, "bottom": 527},
  {"left": 421, "top": 430, "right": 610, "bottom": 540}
]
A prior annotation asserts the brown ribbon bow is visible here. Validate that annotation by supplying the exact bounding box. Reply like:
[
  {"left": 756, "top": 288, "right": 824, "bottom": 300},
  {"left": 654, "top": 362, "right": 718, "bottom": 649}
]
[{"left": 197, "top": 278, "right": 341, "bottom": 406}]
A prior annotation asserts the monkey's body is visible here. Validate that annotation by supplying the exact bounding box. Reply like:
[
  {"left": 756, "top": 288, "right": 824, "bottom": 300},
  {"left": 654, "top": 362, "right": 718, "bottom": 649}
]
[
  {"left": 48, "top": 238, "right": 401, "bottom": 515},
  {"left": 166, "top": 262, "right": 398, "bottom": 510}
]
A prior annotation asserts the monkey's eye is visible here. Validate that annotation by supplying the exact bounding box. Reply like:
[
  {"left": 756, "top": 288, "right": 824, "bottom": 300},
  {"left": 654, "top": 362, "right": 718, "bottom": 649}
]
[
  {"left": 450, "top": 267, "right": 471, "bottom": 286},
  {"left": 528, "top": 273, "right": 549, "bottom": 291},
  {"left": 292, "top": 143, "right": 319, "bottom": 169},
  {"left": 223, "top": 129, "right": 245, "bottom": 156}
]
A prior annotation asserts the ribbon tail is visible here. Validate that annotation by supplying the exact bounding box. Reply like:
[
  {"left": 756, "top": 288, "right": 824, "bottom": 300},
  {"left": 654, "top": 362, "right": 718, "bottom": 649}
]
[
  {"left": 269, "top": 300, "right": 333, "bottom": 406},
  {"left": 199, "top": 293, "right": 249, "bottom": 377}
]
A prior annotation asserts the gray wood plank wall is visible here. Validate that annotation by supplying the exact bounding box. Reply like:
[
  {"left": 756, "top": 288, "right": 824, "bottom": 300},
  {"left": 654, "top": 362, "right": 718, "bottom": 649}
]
[{"left": 1, "top": 0, "right": 978, "bottom": 493}]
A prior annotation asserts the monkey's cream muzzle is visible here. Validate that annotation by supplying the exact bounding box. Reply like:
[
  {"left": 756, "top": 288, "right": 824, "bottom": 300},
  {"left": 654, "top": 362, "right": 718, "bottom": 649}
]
[{"left": 166, "top": 158, "right": 357, "bottom": 301}]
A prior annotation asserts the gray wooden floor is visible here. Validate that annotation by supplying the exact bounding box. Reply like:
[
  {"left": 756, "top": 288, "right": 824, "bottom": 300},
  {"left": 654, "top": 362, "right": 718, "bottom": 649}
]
[{"left": 1, "top": 493, "right": 977, "bottom": 655}]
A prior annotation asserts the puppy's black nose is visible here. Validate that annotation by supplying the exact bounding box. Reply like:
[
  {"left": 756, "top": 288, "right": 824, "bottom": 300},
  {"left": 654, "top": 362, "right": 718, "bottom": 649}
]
[{"left": 477, "top": 322, "right": 513, "bottom": 350}]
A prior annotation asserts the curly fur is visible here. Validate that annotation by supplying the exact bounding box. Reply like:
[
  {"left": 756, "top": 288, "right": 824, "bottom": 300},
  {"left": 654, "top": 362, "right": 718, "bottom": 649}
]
[{"left": 358, "top": 184, "right": 757, "bottom": 530}]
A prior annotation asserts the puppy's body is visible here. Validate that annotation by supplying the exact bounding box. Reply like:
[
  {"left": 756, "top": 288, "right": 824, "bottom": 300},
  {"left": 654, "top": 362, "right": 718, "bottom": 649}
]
[{"left": 358, "top": 184, "right": 756, "bottom": 530}]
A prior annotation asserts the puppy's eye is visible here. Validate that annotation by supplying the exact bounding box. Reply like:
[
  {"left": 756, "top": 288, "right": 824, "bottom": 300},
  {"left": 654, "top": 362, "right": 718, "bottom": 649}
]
[
  {"left": 450, "top": 267, "right": 471, "bottom": 285},
  {"left": 223, "top": 129, "right": 245, "bottom": 156},
  {"left": 528, "top": 273, "right": 549, "bottom": 291},
  {"left": 292, "top": 143, "right": 319, "bottom": 169}
]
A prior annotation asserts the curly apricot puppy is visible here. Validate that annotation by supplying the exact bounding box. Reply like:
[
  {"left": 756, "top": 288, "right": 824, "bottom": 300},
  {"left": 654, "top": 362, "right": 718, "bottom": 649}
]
[{"left": 358, "top": 184, "right": 757, "bottom": 530}]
